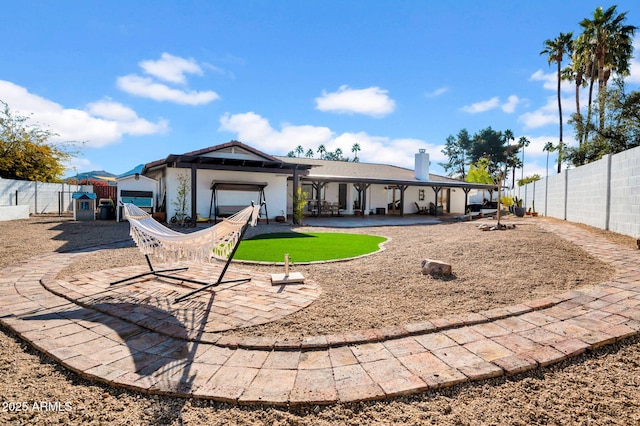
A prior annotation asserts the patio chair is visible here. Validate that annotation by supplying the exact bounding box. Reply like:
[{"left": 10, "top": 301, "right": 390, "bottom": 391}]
[{"left": 414, "top": 202, "right": 428, "bottom": 215}]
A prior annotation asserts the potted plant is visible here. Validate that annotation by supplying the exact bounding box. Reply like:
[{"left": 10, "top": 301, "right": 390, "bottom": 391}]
[
  {"left": 500, "top": 195, "right": 514, "bottom": 213},
  {"left": 531, "top": 200, "right": 539, "bottom": 217},
  {"left": 513, "top": 197, "right": 526, "bottom": 217}
]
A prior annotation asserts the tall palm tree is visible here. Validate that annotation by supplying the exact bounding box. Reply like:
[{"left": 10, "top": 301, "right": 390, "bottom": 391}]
[
  {"left": 518, "top": 136, "right": 530, "bottom": 185},
  {"left": 351, "top": 143, "right": 361, "bottom": 162},
  {"left": 579, "top": 5, "right": 637, "bottom": 133},
  {"left": 295, "top": 145, "right": 304, "bottom": 157},
  {"left": 569, "top": 32, "right": 596, "bottom": 146},
  {"left": 543, "top": 141, "right": 556, "bottom": 178},
  {"left": 541, "top": 32, "right": 573, "bottom": 173},
  {"left": 502, "top": 129, "right": 515, "bottom": 188},
  {"left": 317, "top": 144, "right": 326, "bottom": 160},
  {"left": 305, "top": 149, "right": 314, "bottom": 158}
]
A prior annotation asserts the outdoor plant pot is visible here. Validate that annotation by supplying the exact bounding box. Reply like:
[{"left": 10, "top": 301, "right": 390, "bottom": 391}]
[
  {"left": 152, "top": 212, "right": 166, "bottom": 222},
  {"left": 513, "top": 207, "right": 526, "bottom": 217}
]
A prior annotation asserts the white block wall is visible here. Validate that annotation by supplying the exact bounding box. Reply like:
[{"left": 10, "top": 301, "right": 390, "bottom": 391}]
[
  {"left": 509, "top": 144, "right": 640, "bottom": 238},
  {"left": 565, "top": 157, "right": 609, "bottom": 229},
  {"left": 0, "top": 178, "right": 83, "bottom": 214},
  {"left": 609, "top": 146, "right": 640, "bottom": 237}
]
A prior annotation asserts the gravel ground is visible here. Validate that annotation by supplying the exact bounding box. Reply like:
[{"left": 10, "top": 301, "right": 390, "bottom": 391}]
[{"left": 1, "top": 214, "right": 639, "bottom": 425}]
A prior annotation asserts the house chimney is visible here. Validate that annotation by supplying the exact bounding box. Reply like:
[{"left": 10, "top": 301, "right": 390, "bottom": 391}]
[{"left": 414, "top": 149, "right": 430, "bottom": 181}]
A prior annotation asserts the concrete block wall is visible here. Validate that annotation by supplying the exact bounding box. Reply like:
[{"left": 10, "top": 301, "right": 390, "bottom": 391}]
[
  {"left": 609, "top": 145, "right": 640, "bottom": 237},
  {"left": 565, "top": 157, "right": 609, "bottom": 229},
  {"left": 510, "top": 144, "right": 640, "bottom": 238},
  {"left": 544, "top": 173, "right": 566, "bottom": 219},
  {"left": 0, "top": 178, "right": 82, "bottom": 214}
]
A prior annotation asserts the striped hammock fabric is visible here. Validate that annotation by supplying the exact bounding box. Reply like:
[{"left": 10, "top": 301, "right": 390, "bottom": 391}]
[{"left": 122, "top": 203, "right": 260, "bottom": 263}]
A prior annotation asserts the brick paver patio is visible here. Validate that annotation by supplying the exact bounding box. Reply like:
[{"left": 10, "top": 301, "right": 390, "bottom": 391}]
[{"left": 1, "top": 220, "right": 640, "bottom": 405}]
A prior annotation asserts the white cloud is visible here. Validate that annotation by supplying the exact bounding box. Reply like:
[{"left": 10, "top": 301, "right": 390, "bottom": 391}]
[
  {"left": 425, "top": 87, "right": 448, "bottom": 98},
  {"left": 518, "top": 94, "right": 576, "bottom": 130},
  {"left": 117, "top": 75, "right": 219, "bottom": 105},
  {"left": 139, "top": 52, "right": 203, "bottom": 84},
  {"left": 315, "top": 85, "right": 396, "bottom": 117},
  {"left": 530, "top": 69, "right": 575, "bottom": 93},
  {"left": 461, "top": 97, "right": 500, "bottom": 114},
  {"left": 218, "top": 111, "right": 443, "bottom": 168},
  {"left": 501, "top": 95, "right": 522, "bottom": 113},
  {"left": 0, "top": 80, "right": 168, "bottom": 148},
  {"left": 117, "top": 53, "right": 221, "bottom": 105}
]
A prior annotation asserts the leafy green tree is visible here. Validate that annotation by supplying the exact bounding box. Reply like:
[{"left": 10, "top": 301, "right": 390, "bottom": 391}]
[
  {"left": 469, "top": 127, "right": 509, "bottom": 176},
  {"left": 439, "top": 128, "right": 471, "bottom": 179},
  {"left": 305, "top": 149, "right": 314, "bottom": 158},
  {"left": 567, "top": 79, "right": 640, "bottom": 165},
  {"left": 291, "top": 186, "right": 308, "bottom": 225},
  {"left": 541, "top": 32, "right": 573, "bottom": 172},
  {"left": 517, "top": 174, "right": 541, "bottom": 187},
  {"left": 295, "top": 145, "right": 304, "bottom": 157},
  {"left": 172, "top": 171, "right": 190, "bottom": 226},
  {"left": 0, "top": 101, "right": 78, "bottom": 181},
  {"left": 465, "top": 158, "right": 495, "bottom": 185},
  {"left": 317, "top": 144, "right": 326, "bottom": 159}
]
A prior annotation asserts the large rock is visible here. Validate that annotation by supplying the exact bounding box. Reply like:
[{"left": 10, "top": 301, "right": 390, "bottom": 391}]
[{"left": 421, "top": 259, "right": 452, "bottom": 276}]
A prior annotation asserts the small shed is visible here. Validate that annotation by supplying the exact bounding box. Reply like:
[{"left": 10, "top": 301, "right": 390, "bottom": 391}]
[
  {"left": 116, "top": 173, "right": 158, "bottom": 221},
  {"left": 72, "top": 192, "right": 97, "bottom": 221}
]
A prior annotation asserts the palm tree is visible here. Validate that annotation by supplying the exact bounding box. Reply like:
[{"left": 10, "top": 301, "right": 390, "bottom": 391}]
[
  {"left": 579, "top": 6, "right": 637, "bottom": 133},
  {"left": 334, "top": 148, "right": 343, "bottom": 160},
  {"left": 502, "top": 129, "right": 515, "bottom": 188},
  {"left": 351, "top": 143, "right": 361, "bottom": 162},
  {"left": 295, "top": 145, "right": 304, "bottom": 157},
  {"left": 541, "top": 32, "right": 573, "bottom": 173},
  {"left": 543, "top": 141, "right": 556, "bottom": 178},
  {"left": 317, "top": 144, "right": 326, "bottom": 160},
  {"left": 518, "top": 136, "right": 530, "bottom": 185},
  {"left": 305, "top": 149, "right": 314, "bottom": 158},
  {"left": 568, "top": 33, "right": 595, "bottom": 146}
]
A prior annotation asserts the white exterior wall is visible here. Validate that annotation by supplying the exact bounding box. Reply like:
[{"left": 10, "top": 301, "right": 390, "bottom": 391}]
[
  {"left": 162, "top": 168, "right": 288, "bottom": 220},
  {"left": 449, "top": 188, "right": 466, "bottom": 214}
]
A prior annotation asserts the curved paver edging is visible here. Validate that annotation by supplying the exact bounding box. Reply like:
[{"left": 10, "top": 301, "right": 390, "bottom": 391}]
[
  {"left": 0, "top": 220, "right": 639, "bottom": 405},
  {"left": 232, "top": 236, "right": 391, "bottom": 266}
]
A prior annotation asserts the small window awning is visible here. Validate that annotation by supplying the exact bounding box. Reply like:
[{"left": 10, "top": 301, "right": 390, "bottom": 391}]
[
  {"left": 72, "top": 192, "right": 97, "bottom": 200},
  {"left": 210, "top": 181, "right": 268, "bottom": 191}
]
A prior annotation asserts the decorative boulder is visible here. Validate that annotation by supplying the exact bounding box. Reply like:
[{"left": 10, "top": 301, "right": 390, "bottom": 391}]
[{"left": 421, "top": 259, "right": 452, "bottom": 276}]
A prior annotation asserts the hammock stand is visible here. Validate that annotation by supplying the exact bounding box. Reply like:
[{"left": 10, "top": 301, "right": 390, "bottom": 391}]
[{"left": 112, "top": 203, "right": 260, "bottom": 303}]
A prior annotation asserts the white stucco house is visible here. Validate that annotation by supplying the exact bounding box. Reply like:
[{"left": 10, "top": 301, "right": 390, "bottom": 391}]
[{"left": 142, "top": 141, "right": 497, "bottom": 225}]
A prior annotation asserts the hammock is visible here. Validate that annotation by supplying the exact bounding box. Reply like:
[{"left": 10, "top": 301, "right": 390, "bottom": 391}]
[{"left": 113, "top": 203, "right": 261, "bottom": 302}]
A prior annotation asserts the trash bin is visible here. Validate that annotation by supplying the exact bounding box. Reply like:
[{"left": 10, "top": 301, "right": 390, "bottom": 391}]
[
  {"left": 98, "top": 199, "right": 114, "bottom": 220},
  {"left": 99, "top": 205, "right": 109, "bottom": 220}
]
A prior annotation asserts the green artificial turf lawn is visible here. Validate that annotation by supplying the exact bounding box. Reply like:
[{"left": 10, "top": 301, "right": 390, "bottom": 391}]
[{"left": 234, "top": 232, "right": 387, "bottom": 262}]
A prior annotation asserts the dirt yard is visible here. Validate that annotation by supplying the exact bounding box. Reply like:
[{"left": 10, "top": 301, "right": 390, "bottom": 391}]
[{"left": 0, "top": 215, "right": 639, "bottom": 425}]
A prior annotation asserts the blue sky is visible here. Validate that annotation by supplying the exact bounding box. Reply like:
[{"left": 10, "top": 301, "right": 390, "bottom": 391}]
[{"left": 2, "top": 1, "right": 640, "bottom": 179}]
